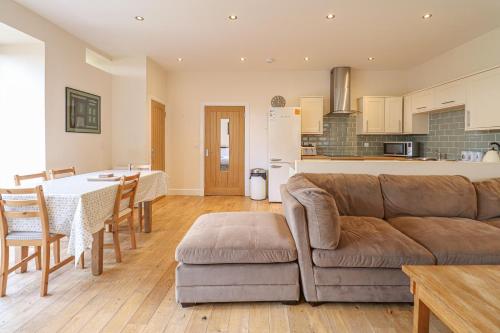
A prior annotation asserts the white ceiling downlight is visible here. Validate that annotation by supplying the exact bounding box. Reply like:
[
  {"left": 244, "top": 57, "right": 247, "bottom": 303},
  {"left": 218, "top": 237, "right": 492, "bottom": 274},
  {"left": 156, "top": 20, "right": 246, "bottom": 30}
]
[
  {"left": 228, "top": 15, "right": 238, "bottom": 20},
  {"left": 326, "top": 13, "right": 335, "bottom": 20},
  {"left": 368, "top": 57, "right": 375, "bottom": 61},
  {"left": 134, "top": 16, "right": 144, "bottom": 21},
  {"left": 422, "top": 13, "right": 433, "bottom": 19}
]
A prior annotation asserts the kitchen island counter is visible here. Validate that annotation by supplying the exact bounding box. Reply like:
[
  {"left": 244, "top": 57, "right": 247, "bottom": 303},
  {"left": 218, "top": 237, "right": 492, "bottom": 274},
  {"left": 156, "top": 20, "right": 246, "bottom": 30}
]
[{"left": 294, "top": 159, "right": 500, "bottom": 182}]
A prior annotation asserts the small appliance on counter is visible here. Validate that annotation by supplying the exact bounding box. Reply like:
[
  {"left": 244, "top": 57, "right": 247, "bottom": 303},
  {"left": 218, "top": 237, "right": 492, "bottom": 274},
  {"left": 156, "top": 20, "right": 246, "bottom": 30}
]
[
  {"left": 482, "top": 142, "right": 500, "bottom": 163},
  {"left": 249, "top": 168, "right": 267, "bottom": 200},
  {"left": 301, "top": 145, "right": 317, "bottom": 156},
  {"left": 383, "top": 142, "right": 420, "bottom": 157}
]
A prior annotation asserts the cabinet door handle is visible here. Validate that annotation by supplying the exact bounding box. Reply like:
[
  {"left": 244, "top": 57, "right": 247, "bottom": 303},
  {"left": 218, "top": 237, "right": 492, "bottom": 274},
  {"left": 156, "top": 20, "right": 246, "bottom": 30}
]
[
  {"left": 416, "top": 106, "right": 427, "bottom": 110},
  {"left": 365, "top": 120, "right": 368, "bottom": 131},
  {"left": 318, "top": 120, "right": 321, "bottom": 132},
  {"left": 271, "top": 165, "right": 283, "bottom": 169},
  {"left": 399, "top": 120, "right": 402, "bottom": 132},
  {"left": 270, "top": 158, "right": 282, "bottom": 162},
  {"left": 466, "top": 111, "right": 471, "bottom": 127},
  {"left": 441, "top": 100, "right": 455, "bottom": 105}
]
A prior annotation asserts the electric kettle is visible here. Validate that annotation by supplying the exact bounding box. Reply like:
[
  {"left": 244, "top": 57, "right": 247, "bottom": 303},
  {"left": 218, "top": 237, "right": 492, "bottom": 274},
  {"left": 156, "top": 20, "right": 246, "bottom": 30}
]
[{"left": 482, "top": 142, "right": 500, "bottom": 163}]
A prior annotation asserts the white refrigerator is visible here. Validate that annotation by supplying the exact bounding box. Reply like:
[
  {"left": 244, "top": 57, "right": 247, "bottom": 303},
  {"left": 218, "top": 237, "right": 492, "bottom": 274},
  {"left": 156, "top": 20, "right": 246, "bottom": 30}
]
[{"left": 268, "top": 107, "right": 302, "bottom": 202}]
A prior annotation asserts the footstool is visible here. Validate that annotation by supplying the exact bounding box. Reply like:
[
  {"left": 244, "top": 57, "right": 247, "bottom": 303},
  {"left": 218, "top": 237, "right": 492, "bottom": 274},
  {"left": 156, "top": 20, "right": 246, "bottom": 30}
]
[{"left": 175, "top": 212, "right": 300, "bottom": 306}]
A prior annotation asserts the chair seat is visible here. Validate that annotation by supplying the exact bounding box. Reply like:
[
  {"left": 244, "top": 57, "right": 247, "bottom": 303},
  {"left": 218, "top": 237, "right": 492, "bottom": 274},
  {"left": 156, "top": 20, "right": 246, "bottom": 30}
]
[{"left": 6, "top": 231, "right": 60, "bottom": 241}]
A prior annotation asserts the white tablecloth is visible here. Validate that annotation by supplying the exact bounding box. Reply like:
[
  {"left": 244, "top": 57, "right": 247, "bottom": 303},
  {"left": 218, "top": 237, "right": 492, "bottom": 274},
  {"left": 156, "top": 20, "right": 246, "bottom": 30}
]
[{"left": 3, "top": 170, "right": 167, "bottom": 261}]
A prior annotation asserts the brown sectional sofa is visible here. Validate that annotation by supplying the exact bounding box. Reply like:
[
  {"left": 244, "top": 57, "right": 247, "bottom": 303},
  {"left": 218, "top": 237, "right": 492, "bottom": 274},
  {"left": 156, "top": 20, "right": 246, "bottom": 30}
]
[{"left": 282, "top": 173, "right": 500, "bottom": 303}]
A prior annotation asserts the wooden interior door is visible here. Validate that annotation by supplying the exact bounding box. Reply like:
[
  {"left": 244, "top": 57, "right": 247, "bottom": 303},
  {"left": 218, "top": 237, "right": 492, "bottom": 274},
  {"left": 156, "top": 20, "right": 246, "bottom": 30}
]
[
  {"left": 151, "top": 100, "right": 165, "bottom": 171},
  {"left": 204, "top": 106, "right": 245, "bottom": 195}
]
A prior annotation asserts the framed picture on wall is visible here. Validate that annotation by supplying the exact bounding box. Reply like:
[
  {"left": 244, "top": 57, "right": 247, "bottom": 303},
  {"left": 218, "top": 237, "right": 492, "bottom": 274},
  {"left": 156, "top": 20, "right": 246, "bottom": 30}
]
[{"left": 65, "top": 87, "right": 101, "bottom": 134}]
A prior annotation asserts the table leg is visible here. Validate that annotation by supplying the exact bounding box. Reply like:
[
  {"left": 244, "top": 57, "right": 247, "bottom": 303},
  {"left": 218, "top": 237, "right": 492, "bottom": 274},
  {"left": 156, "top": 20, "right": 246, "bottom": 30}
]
[
  {"left": 144, "top": 201, "right": 152, "bottom": 233},
  {"left": 413, "top": 290, "right": 430, "bottom": 333},
  {"left": 91, "top": 229, "right": 104, "bottom": 276}
]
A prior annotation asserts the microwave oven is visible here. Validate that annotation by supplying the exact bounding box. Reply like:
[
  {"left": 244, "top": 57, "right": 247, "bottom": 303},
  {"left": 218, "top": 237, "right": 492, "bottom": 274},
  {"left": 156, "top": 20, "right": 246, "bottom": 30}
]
[{"left": 383, "top": 142, "right": 420, "bottom": 157}]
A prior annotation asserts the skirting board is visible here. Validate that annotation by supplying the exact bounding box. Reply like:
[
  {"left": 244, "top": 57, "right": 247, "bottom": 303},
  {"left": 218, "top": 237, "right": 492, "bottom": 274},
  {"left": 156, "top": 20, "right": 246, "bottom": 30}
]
[{"left": 168, "top": 188, "right": 204, "bottom": 196}]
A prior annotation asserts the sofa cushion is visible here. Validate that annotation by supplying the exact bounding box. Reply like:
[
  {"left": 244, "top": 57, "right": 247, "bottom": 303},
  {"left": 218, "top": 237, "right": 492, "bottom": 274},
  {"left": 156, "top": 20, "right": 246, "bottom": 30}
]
[
  {"left": 379, "top": 174, "right": 477, "bottom": 219},
  {"left": 312, "top": 216, "right": 435, "bottom": 268},
  {"left": 474, "top": 178, "right": 500, "bottom": 220},
  {"left": 175, "top": 212, "right": 297, "bottom": 264},
  {"left": 313, "top": 267, "right": 410, "bottom": 286},
  {"left": 287, "top": 174, "right": 341, "bottom": 249},
  {"left": 388, "top": 216, "right": 500, "bottom": 265},
  {"left": 304, "top": 173, "right": 384, "bottom": 218},
  {"left": 484, "top": 217, "right": 500, "bottom": 229}
]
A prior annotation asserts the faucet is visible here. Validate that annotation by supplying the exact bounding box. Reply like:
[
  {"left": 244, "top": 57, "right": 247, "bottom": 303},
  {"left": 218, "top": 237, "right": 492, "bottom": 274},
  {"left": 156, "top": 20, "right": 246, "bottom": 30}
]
[{"left": 436, "top": 152, "right": 447, "bottom": 161}]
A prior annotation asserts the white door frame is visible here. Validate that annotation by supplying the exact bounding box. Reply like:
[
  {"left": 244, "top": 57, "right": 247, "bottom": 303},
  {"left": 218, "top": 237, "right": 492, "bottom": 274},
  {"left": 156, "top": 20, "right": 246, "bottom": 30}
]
[{"left": 200, "top": 103, "right": 250, "bottom": 196}]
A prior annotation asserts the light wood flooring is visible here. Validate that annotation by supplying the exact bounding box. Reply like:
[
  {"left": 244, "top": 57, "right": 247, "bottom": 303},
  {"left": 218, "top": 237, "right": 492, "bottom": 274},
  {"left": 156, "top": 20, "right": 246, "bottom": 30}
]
[{"left": 0, "top": 196, "right": 451, "bottom": 333}]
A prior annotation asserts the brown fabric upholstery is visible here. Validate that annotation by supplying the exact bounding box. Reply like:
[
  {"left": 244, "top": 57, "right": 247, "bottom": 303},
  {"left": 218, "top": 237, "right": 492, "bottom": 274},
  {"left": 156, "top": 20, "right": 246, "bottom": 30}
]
[
  {"left": 314, "top": 267, "right": 409, "bottom": 286},
  {"left": 303, "top": 173, "right": 384, "bottom": 218},
  {"left": 380, "top": 174, "right": 477, "bottom": 219},
  {"left": 287, "top": 174, "right": 341, "bottom": 249},
  {"left": 280, "top": 185, "right": 318, "bottom": 302},
  {"left": 312, "top": 216, "right": 435, "bottom": 268},
  {"left": 176, "top": 285, "right": 300, "bottom": 303},
  {"left": 474, "top": 178, "right": 500, "bottom": 220},
  {"left": 175, "top": 212, "right": 297, "bottom": 264},
  {"left": 388, "top": 216, "right": 500, "bottom": 264},
  {"left": 484, "top": 217, "right": 500, "bottom": 229},
  {"left": 316, "top": 285, "right": 413, "bottom": 303},
  {"left": 176, "top": 262, "right": 299, "bottom": 286}
]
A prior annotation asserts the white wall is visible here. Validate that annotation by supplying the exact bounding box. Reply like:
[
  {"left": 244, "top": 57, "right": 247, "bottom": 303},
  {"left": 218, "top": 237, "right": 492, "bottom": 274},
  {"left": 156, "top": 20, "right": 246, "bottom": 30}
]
[
  {"left": 407, "top": 26, "right": 500, "bottom": 91},
  {"left": 0, "top": 43, "right": 45, "bottom": 185},
  {"left": 164, "top": 69, "right": 407, "bottom": 194},
  {"left": 0, "top": 0, "right": 112, "bottom": 173},
  {"left": 110, "top": 57, "right": 147, "bottom": 167}
]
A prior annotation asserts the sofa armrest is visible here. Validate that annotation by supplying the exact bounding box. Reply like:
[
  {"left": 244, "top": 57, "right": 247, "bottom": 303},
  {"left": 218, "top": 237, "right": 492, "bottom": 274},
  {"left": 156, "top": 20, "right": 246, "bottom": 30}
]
[{"left": 280, "top": 185, "right": 318, "bottom": 302}]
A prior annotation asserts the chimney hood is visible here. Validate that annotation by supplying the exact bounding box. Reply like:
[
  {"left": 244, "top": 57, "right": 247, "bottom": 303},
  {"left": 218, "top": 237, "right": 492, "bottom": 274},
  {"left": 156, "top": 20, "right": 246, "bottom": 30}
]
[{"left": 328, "top": 67, "right": 354, "bottom": 114}]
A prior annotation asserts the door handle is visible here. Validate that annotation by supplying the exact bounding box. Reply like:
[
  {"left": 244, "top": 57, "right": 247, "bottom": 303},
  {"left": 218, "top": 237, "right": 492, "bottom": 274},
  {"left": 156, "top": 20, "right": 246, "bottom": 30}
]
[
  {"left": 270, "top": 158, "right": 282, "bottom": 162},
  {"left": 271, "top": 165, "right": 283, "bottom": 168},
  {"left": 205, "top": 149, "right": 209, "bottom": 157}
]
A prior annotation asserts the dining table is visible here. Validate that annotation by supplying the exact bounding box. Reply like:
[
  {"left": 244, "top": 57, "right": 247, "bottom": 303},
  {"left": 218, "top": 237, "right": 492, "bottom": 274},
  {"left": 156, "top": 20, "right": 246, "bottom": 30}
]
[{"left": 4, "top": 170, "right": 167, "bottom": 276}]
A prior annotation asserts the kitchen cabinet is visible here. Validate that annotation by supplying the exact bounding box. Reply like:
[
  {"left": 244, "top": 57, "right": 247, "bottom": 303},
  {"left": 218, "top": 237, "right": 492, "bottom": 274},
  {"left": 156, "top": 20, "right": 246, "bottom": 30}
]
[
  {"left": 356, "top": 97, "right": 389, "bottom": 134},
  {"left": 300, "top": 96, "right": 323, "bottom": 134},
  {"left": 384, "top": 97, "right": 403, "bottom": 133},
  {"left": 465, "top": 67, "right": 500, "bottom": 130},
  {"left": 433, "top": 80, "right": 465, "bottom": 109},
  {"left": 411, "top": 89, "right": 434, "bottom": 114},
  {"left": 403, "top": 95, "right": 429, "bottom": 134}
]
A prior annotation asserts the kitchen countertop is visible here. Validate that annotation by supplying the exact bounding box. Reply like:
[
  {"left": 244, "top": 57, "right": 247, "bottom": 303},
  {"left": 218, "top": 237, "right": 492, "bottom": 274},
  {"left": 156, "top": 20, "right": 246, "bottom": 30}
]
[{"left": 302, "top": 155, "right": 410, "bottom": 161}]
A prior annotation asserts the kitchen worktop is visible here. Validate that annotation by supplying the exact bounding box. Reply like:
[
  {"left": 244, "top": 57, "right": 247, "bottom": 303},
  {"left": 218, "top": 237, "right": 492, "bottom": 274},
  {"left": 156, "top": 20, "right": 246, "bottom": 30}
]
[{"left": 302, "top": 155, "right": 409, "bottom": 161}]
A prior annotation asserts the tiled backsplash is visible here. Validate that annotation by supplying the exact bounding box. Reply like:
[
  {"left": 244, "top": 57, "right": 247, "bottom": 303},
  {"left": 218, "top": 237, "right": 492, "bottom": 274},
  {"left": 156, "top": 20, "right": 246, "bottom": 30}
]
[{"left": 302, "top": 109, "right": 500, "bottom": 158}]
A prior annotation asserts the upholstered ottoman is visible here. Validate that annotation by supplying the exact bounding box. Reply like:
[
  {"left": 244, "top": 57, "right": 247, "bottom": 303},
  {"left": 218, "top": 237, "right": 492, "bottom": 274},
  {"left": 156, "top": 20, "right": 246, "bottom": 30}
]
[{"left": 175, "top": 212, "right": 300, "bottom": 306}]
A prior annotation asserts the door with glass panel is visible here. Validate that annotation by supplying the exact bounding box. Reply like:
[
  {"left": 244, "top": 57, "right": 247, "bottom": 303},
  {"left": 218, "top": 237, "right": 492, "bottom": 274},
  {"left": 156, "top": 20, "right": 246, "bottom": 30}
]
[{"left": 204, "top": 106, "right": 245, "bottom": 195}]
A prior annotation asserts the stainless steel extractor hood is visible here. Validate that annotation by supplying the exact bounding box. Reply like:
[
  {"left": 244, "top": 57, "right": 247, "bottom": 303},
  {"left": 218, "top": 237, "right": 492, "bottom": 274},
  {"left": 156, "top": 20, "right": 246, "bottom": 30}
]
[{"left": 328, "top": 67, "right": 354, "bottom": 114}]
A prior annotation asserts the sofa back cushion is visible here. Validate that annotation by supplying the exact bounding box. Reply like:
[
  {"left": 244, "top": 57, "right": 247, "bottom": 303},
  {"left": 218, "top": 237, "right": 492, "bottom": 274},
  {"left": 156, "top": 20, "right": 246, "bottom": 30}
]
[
  {"left": 474, "top": 178, "right": 500, "bottom": 220},
  {"left": 379, "top": 174, "right": 477, "bottom": 219},
  {"left": 287, "top": 174, "right": 341, "bottom": 249},
  {"left": 303, "top": 173, "right": 384, "bottom": 218}
]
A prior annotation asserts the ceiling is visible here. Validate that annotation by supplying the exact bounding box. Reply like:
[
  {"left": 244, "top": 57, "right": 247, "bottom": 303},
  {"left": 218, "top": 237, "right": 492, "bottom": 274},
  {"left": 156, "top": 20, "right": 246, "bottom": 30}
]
[{"left": 14, "top": 0, "right": 500, "bottom": 71}]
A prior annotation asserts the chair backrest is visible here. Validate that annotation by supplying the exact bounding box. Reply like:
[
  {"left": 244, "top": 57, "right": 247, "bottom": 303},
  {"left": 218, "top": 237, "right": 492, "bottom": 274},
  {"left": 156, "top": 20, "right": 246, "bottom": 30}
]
[
  {"left": 14, "top": 172, "right": 48, "bottom": 186},
  {"left": 0, "top": 186, "right": 49, "bottom": 241},
  {"left": 48, "top": 167, "right": 76, "bottom": 180},
  {"left": 112, "top": 173, "right": 140, "bottom": 218}
]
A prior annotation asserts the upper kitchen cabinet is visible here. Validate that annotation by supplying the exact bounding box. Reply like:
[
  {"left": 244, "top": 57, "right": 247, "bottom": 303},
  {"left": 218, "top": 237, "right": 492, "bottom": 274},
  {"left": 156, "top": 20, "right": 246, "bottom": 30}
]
[
  {"left": 433, "top": 80, "right": 465, "bottom": 109},
  {"left": 356, "top": 97, "right": 387, "bottom": 134},
  {"left": 384, "top": 97, "right": 403, "bottom": 133},
  {"left": 300, "top": 96, "right": 324, "bottom": 134},
  {"left": 411, "top": 89, "right": 434, "bottom": 114},
  {"left": 465, "top": 67, "right": 500, "bottom": 131},
  {"left": 403, "top": 95, "right": 429, "bottom": 134}
]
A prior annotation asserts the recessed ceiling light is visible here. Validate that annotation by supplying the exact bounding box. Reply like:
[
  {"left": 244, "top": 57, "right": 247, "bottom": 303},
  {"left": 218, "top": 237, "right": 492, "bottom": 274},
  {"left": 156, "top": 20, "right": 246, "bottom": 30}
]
[
  {"left": 134, "top": 16, "right": 144, "bottom": 21},
  {"left": 240, "top": 57, "right": 246, "bottom": 62},
  {"left": 304, "top": 57, "right": 310, "bottom": 61},
  {"left": 422, "top": 13, "right": 432, "bottom": 19},
  {"left": 177, "top": 58, "right": 183, "bottom": 62},
  {"left": 266, "top": 58, "right": 274, "bottom": 64},
  {"left": 368, "top": 57, "right": 375, "bottom": 61},
  {"left": 228, "top": 15, "right": 238, "bottom": 20},
  {"left": 326, "top": 14, "right": 335, "bottom": 20}
]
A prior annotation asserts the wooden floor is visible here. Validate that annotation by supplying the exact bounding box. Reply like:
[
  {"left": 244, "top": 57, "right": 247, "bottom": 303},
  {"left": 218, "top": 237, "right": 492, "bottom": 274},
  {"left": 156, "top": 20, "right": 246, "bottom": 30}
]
[{"left": 0, "top": 196, "right": 452, "bottom": 333}]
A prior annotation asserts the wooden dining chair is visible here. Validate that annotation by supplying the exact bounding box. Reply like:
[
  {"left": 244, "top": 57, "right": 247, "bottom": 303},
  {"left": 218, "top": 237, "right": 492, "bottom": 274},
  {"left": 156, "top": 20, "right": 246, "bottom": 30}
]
[
  {"left": 104, "top": 174, "right": 140, "bottom": 263},
  {"left": 131, "top": 165, "right": 150, "bottom": 232},
  {"left": 0, "top": 186, "right": 76, "bottom": 296},
  {"left": 13, "top": 172, "right": 48, "bottom": 186},
  {"left": 48, "top": 167, "right": 76, "bottom": 180}
]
